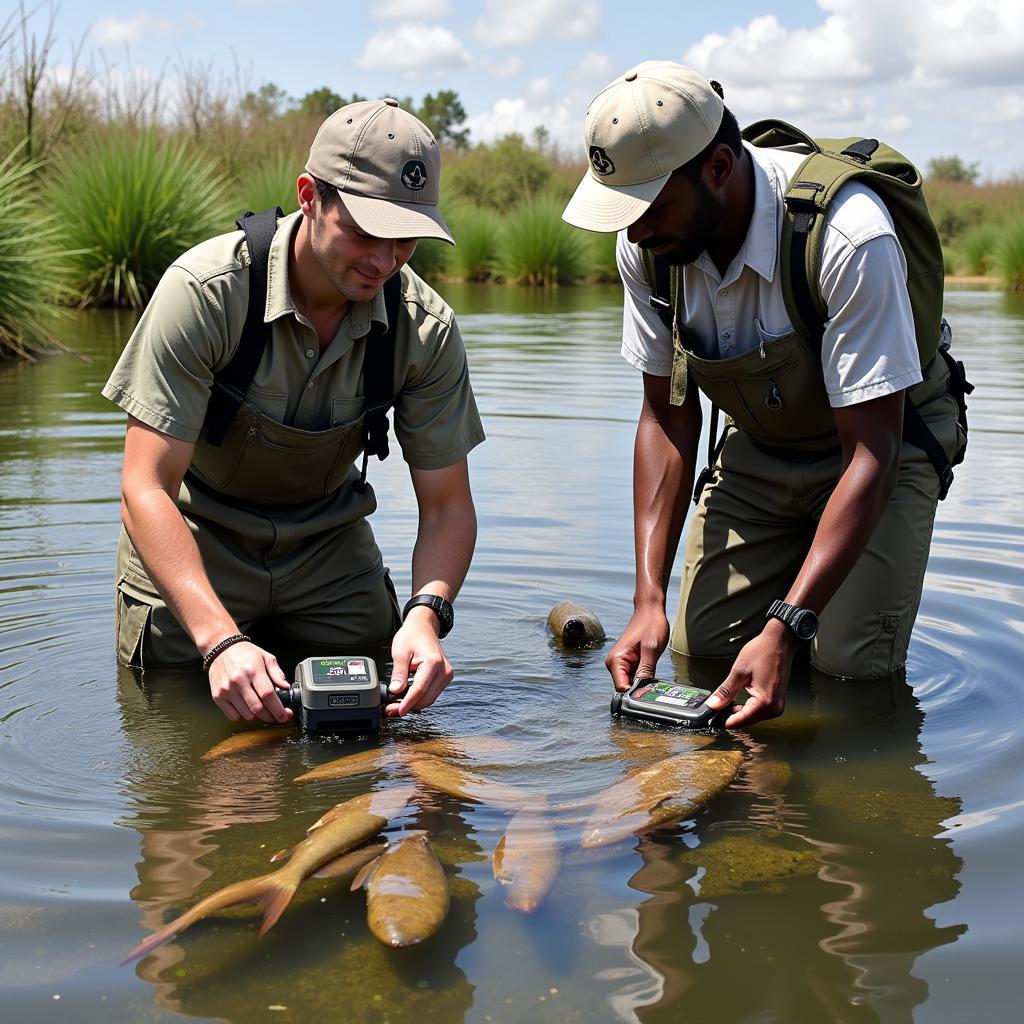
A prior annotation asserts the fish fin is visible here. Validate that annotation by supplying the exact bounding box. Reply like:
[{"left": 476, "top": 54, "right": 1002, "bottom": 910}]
[
  {"left": 350, "top": 851, "right": 385, "bottom": 892},
  {"left": 257, "top": 878, "right": 300, "bottom": 936},
  {"left": 269, "top": 846, "right": 291, "bottom": 864},
  {"left": 492, "top": 835, "right": 507, "bottom": 881},
  {"left": 120, "top": 873, "right": 277, "bottom": 965}
]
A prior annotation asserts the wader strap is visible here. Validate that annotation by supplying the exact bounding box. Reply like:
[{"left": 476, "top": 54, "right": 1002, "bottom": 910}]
[
  {"left": 354, "top": 272, "right": 402, "bottom": 493},
  {"left": 204, "top": 207, "right": 283, "bottom": 446},
  {"left": 692, "top": 403, "right": 726, "bottom": 506}
]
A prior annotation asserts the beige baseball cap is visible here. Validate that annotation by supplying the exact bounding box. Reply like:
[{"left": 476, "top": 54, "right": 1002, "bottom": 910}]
[
  {"left": 562, "top": 62, "right": 724, "bottom": 233},
  {"left": 306, "top": 98, "right": 454, "bottom": 245}
]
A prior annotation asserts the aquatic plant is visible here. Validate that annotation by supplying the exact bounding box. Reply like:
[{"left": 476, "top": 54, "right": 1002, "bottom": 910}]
[
  {"left": 229, "top": 151, "right": 302, "bottom": 219},
  {"left": 494, "top": 195, "right": 588, "bottom": 286},
  {"left": 958, "top": 223, "right": 1002, "bottom": 276},
  {"left": 51, "top": 130, "right": 232, "bottom": 308},
  {"left": 0, "top": 147, "right": 75, "bottom": 359},
  {"left": 583, "top": 227, "right": 620, "bottom": 283},
  {"left": 446, "top": 202, "right": 501, "bottom": 281},
  {"left": 408, "top": 238, "right": 451, "bottom": 281},
  {"left": 994, "top": 217, "right": 1024, "bottom": 291}
]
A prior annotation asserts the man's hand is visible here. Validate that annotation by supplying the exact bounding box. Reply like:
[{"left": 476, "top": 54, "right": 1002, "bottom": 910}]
[
  {"left": 704, "top": 619, "right": 799, "bottom": 728},
  {"left": 606, "top": 604, "right": 671, "bottom": 692},
  {"left": 207, "top": 641, "right": 292, "bottom": 724},
  {"left": 386, "top": 608, "right": 454, "bottom": 717}
]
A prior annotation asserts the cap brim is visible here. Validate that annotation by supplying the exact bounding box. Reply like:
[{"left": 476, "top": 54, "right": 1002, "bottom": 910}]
[
  {"left": 339, "top": 190, "right": 455, "bottom": 245},
  {"left": 561, "top": 171, "right": 670, "bottom": 233}
]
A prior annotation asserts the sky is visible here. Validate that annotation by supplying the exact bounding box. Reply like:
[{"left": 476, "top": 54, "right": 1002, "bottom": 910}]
[{"left": 32, "top": 0, "right": 1024, "bottom": 179}]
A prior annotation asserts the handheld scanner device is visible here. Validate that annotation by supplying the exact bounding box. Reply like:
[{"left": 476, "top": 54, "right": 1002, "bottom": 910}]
[
  {"left": 611, "top": 678, "right": 728, "bottom": 731},
  {"left": 279, "top": 656, "right": 399, "bottom": 733}
]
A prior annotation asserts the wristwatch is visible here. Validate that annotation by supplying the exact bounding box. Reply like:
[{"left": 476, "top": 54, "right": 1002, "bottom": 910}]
[
  {"left": 766, "top": 599, "right": 819, "bottom": 641},
  {"left": 402, "top": 594, "right": 454, "bottom": 640}
]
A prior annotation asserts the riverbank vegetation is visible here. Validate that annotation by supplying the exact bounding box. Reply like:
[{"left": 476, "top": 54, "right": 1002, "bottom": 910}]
[{"left": 0, "top": 3, "right": 1021, "bottom": 359}]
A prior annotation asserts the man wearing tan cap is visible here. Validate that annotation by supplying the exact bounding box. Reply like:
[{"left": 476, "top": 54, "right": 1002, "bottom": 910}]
[
  {"left": 103, "top": 99, "right": 484, "bottom": 723},
  {"left": 563, "top": 62, "right": 967, "bottom": 727}
]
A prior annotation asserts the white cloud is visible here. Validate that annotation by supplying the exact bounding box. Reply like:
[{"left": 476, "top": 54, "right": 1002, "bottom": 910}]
[
  {"left": 355, "top": 23, "right": 470, "bottom": 72},
  {"left": 370, "top": 0, "right": 453, "bottom": 19},
  {"left": 473, "top": 0, "right": 601, "bottom": 46},
  {"left": 568, "top": 50, "right": 613, "bottom": 82},
  {"left": 464, "top": 92, "right": 590, "bottom": 154},
  {"left": 484, "top": 56, "right": 526, "bottom": 78},
  {"left": 89, "top": 13, "right": 205, "bottom": 47}
]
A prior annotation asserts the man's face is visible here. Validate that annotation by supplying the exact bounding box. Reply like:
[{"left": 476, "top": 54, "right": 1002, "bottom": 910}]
[
  {"left": 309, "top": 193, "right": 417, "bottom": 302},
  {"left": 625, "top": 172, "right": 725, "bottom": 266}
]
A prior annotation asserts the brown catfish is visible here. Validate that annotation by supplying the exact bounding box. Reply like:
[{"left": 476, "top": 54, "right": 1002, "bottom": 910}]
[
  {"left": 201, "top": 726, "right": 292, "bottom": 761},
  {"left": 404, "top": 753, "right": 530, "bottom": 810},
  {"left": 547, "top": 600, "right": 605, "bottom": 648},
  {"left": 310, "top": 839, "right": 390, "bottom": 880},
  {"left": 581, "top": 750, "right": 743, "bottom": 848},
  {"left": 492, "top": 797, "right": 561, "bottom": 913},
  {"left": 120, "top": 786, "right": 414, "bottom": 965},
  {"left": 352, "top": 834, "right": 449, "bottom": 947},
  {"left": 294, "top": 736, "right": 518, "bottom": 784}
]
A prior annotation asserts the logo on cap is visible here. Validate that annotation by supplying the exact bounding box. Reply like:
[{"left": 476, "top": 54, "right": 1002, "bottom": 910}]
[
  {"left": 401, "top": 160, "right": 428, "bottom": 192},
  {"left": 589, "top": 146, "right": 615, "bottom": 176}
]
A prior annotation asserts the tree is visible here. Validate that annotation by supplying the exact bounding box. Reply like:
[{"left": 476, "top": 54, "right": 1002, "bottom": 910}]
[
  {"left": 240, "top": 82, "right": 290, "bottom": 122},
  {"left": 297, "top": 87, "right": 349, "bottom": 118},
  {"left": 927, "top": 155, "right": 980, "bottom": 185},
  {"left": 417, "top": 90, "right": 469, "bottom": 150}
]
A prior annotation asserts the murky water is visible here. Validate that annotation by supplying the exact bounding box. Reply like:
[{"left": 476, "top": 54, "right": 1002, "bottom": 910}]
[{"left": 0, "top": 286, "right": 1021, "bottom": 1023}]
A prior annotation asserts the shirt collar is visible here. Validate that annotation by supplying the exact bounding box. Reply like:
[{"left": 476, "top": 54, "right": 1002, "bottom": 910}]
[{"left": 264, "top": 210, "right": 389, "bottom": 338}]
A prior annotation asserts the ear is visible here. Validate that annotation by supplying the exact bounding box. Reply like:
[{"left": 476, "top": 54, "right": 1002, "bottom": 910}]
[
  {"left": 703, "top": 144, "right": 737, "bottom": 191},
  {"left": 296, "top": 173, "right": 318, "bottom": 217}
]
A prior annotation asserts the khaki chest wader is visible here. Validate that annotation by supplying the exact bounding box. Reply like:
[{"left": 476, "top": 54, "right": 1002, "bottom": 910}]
[{"left": 187, "top": 208, "right": 402, "bottom": 540}]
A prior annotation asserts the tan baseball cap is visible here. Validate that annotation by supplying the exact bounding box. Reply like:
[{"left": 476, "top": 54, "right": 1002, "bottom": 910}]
[
  {"left": 306, "top": 98, "right": 454, "bottom": 245},
  {"left": 562, "top": 62, "right": 724, "bottom": 233}
]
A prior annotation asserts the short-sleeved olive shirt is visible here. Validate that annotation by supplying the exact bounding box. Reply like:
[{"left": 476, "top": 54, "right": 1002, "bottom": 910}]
[{"left": 102, "top": 210, "right": 485, "bottom": 471}]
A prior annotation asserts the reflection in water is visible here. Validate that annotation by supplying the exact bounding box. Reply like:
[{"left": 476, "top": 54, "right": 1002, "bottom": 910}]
[{"left": 613, "top": 666, "right": 964, "bottom": 1023}]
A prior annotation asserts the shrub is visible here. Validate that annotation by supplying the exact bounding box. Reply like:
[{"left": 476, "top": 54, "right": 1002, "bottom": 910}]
[
  {"left": 446, "top": 202, "right": 501, "bottom": 281},
  {"left": 0, "top": 148, "right": 75, "bottom": 359},
  {"left": 959, "top": 223, "right": 1002, "bottom": 276},
  {"left": 52, "top": 130, "right": 232, "bottom": 307},
  {"left": 495, "top": 195, "right": 588, "bottom": 286},
  {"left": 445, "top": 134, "right": 553, "bottom": 210},
  {"left": 994, "top": 218, "right": 1024, "bottom": 291},
  {"left": 229, "top": 151, "right": 302, "bottom": 218},
  {"left": 407, "top": 238, "right": 450, "bottom": 280}
]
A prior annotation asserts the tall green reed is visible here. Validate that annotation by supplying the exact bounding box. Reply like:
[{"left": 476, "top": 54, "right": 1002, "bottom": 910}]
[
  {"left": 446, "top": 202, "right": 500, "bottom": 281},
  {"left": 494, "top": 195, "right": 588, "bottom": 286},
  {"left": 0, "top": 148, "right": 75, "bottom": 359},
  {"left": 51, "top": 130, "right": 232, "bottom": 307},
  {"left": 229, "top": 151, "right": 302, "bottom": 218},
  {"left": 959, "top": 223, "right": 1002, "bottom": 276},
  {"left": 995, "top": 218, "right": 1024, "bottom": 291}
]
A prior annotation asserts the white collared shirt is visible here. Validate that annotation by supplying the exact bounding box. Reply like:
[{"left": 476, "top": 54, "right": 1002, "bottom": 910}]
[{"left": 618, "top": 142, "right": 923, "bottom": 407}]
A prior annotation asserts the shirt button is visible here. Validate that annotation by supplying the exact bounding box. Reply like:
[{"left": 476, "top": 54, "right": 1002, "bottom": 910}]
[
  {"left": 722, "top": 330, "right": 732, "bottom": 340},
  {"left": 720, "top": 288, "right": 729, "bottom": 297},
  {"left": 305, "top": 348, "right": 315, "bottom": 358},
  {"left": 307, "top": 382, "right": 314, "bottom": 390}
]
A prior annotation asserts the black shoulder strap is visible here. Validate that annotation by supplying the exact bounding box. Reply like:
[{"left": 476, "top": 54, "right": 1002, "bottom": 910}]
[
  {"left": 204, "top": 208, "right": 283, "bottom": 446},
  {"left": 354, "top": 271, "right": 403, "bottom": 492}
]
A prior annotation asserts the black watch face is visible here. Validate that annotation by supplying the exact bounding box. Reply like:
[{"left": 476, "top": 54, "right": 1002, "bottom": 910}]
[{"left": 793, "top": 610, "right": 818, "bottom": 640}]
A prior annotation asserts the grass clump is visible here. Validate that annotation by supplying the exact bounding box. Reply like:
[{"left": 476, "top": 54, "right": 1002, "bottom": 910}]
[
  {"left": 0, "top": 147, "right": 75, "bottom": 359},
  {"left": 994, "top": 218, "right": 1024, "bottom": 291},
  {"left": 495, "top": 195, "right": 588, "bottom": 286},
  {"left": 51, "top": 130, "right": 232, "bottom": 307},
  {"left": 446, "top": 202, "right": 501, "bottom": 281},
  {"left": 229, "top": 151, "right": 302, "bottom": 219},
  {"left": 958, "top": 223, "right": 1002, "bottom": 276}
]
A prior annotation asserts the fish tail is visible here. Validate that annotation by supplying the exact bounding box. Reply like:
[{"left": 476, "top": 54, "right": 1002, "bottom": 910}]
[
  {"left": 120, "top": 874, "right": 277, "bottom": 965},
  {"left": 257, "top": 876, "right": 300, "bottom": 936}
]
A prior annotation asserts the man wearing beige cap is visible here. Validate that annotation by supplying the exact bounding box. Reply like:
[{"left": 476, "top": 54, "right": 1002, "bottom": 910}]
[
  {"left": 563, "top": 62, "right": 967, "bottom": 727},
  {"left": 103, "top": 99, "right": 484, "bottom": 723}
]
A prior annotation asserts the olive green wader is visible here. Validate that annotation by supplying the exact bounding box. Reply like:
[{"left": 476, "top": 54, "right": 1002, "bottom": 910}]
[
  {"left": 115, "top": 398, "right": 401, "bottom": 669},
  {"left": 668, "top": 312, "right": 966, "bottom": 678}
]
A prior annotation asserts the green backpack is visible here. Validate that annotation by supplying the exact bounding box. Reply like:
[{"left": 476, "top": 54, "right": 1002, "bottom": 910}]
[{"left": 641, "top": 118, "right": 972, "bottom": 499}]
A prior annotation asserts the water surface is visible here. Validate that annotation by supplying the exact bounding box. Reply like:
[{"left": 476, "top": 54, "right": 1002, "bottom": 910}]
[{"left": 0, "top": 286, "right": 1021, "bottom": 1023}]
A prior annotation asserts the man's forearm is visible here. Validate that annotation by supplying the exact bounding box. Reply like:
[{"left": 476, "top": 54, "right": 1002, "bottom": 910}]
[
  {"left": 122, "top": 489, "right": 239, "bottom": 655},
  {"left": 409, "top": 500, "right": 477, "bottom": 601}
]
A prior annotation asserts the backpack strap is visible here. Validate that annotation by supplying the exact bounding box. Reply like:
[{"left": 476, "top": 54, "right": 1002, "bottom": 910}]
[
  {"left": 353, "top": 271, "right": 402, "bottom": 492},
  {"left": 204, "top": 207, "right": 283, "bottom": 446}
]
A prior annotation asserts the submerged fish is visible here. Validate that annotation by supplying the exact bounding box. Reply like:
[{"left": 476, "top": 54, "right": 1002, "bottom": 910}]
[
  {"left": 310, "top": 839, "right": 390, "bottom": 880},
  {"left": 492, "top": 797, "right": 561, "bottom": 913},
  {"left": 201, "top": 726, "right": 292, "bottom": 761},
  {"left": 352, "top": 834, "right": 449, "bottom": 947},
  {"left": 294, "top": 735, "right": 519, "bottom": 784},
  {"left": 404, "top": 753, "right": 530, "bottom": 810},
  {"left": 120, "top": 786, "right": 414, "bottom": 965},
  {"left": 547, "top": 600, "right": 606, "bottom": 648},
  {"left": 581, "top": 750, "right": 743, "bottom": 848}
]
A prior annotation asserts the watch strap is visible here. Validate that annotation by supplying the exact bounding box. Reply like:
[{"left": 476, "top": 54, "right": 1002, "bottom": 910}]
[{"left": 402, "top": 594, "right": 454, "bottom": 639}]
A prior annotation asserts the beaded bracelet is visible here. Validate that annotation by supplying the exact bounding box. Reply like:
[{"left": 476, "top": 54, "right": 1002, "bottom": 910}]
[{"left": 202, "top": 633, "right": 252, "bottom": 673}]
